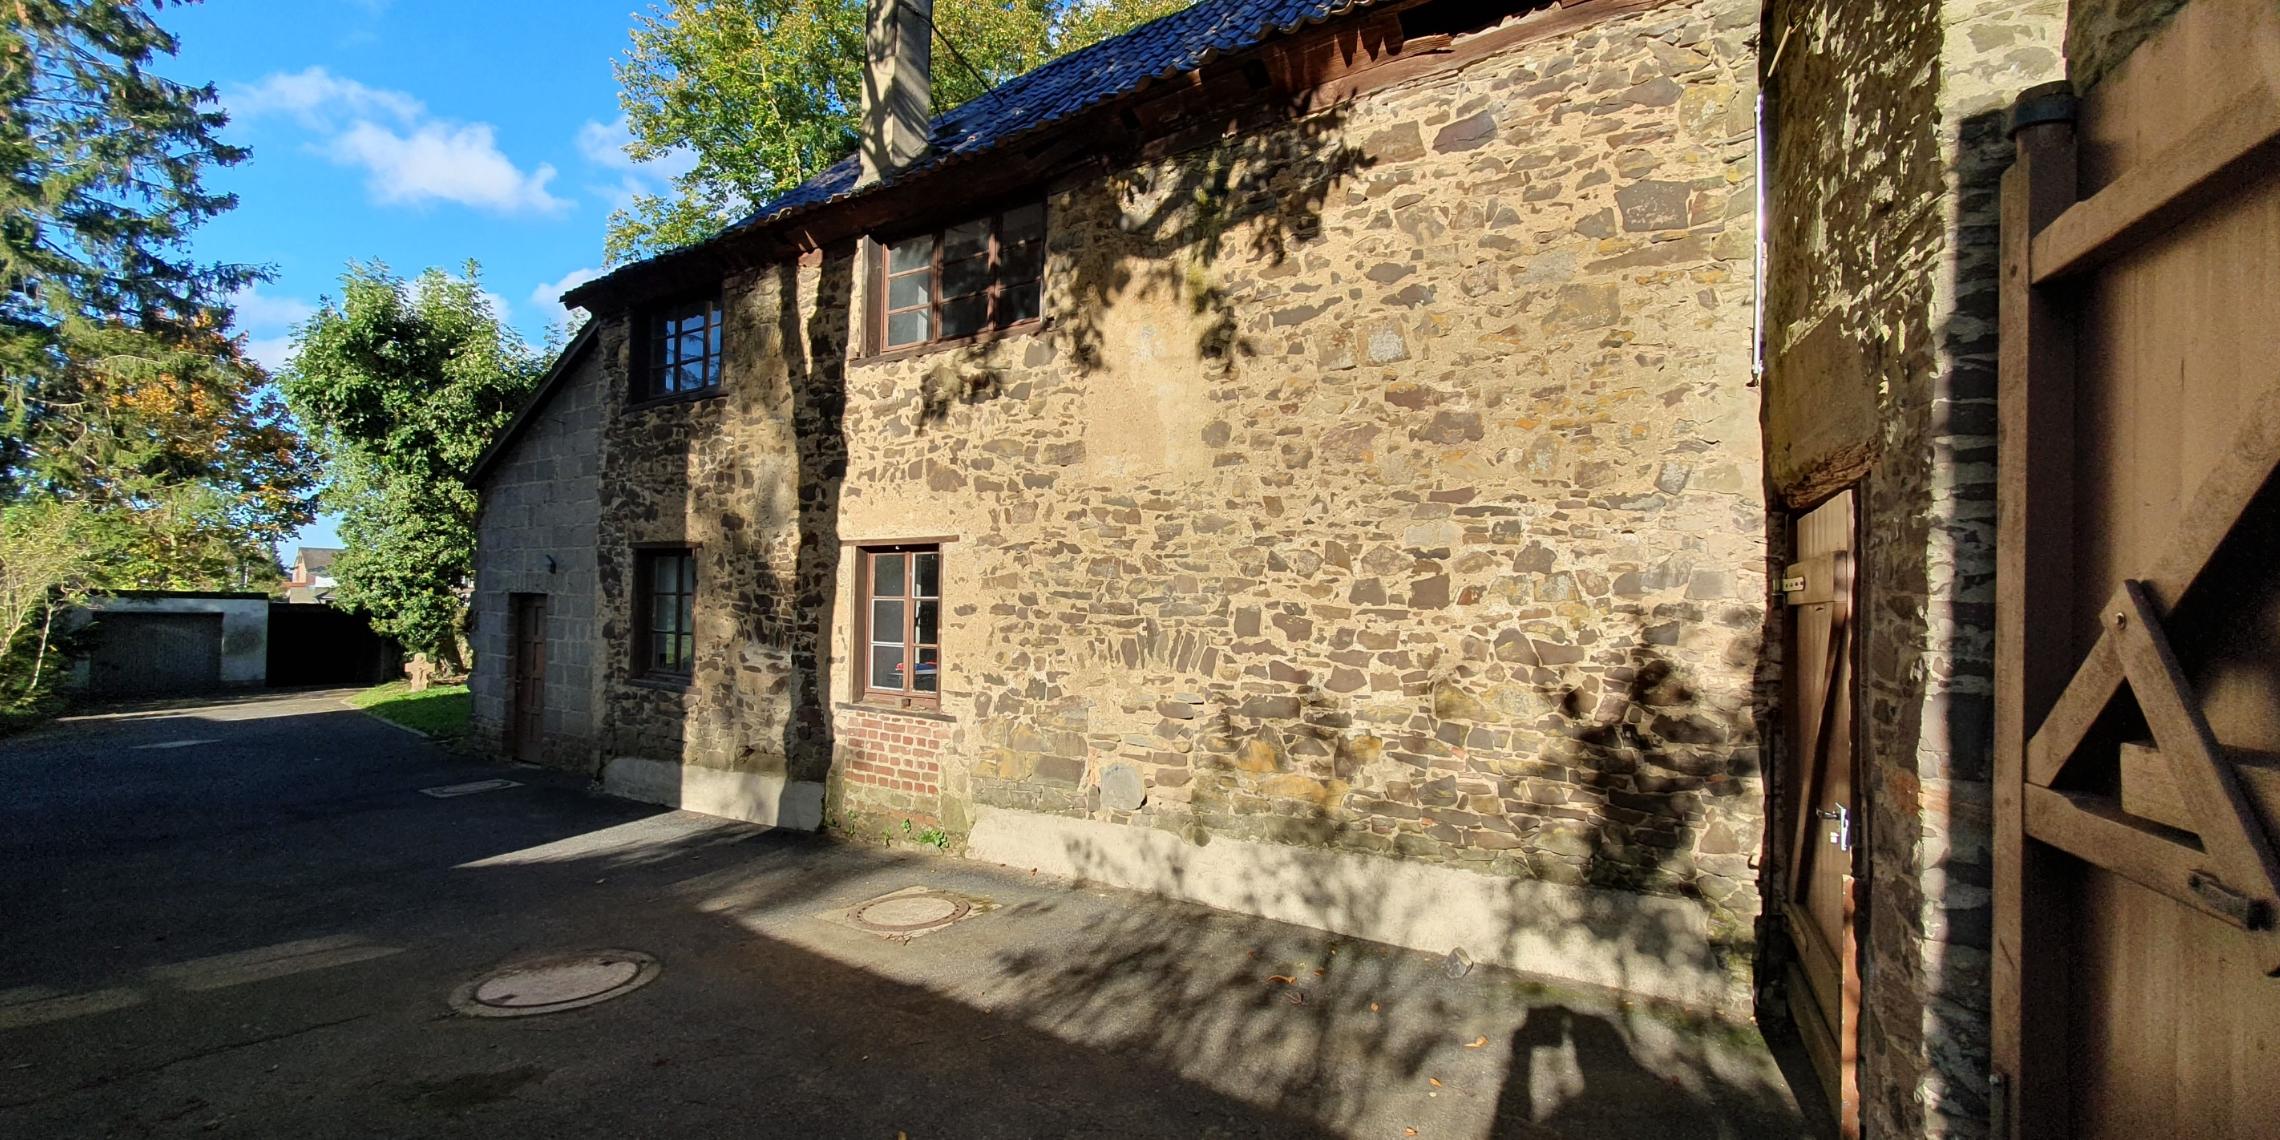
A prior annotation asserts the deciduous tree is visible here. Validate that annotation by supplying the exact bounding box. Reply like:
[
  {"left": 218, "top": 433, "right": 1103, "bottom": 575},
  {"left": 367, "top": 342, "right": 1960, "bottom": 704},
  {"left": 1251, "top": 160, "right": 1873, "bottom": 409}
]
[
  {"left": 605, "top": 0, "right": 1190, "bottom": 262},
  {"left": 281, "top": 263, "right": 543, "bottom": 670}
]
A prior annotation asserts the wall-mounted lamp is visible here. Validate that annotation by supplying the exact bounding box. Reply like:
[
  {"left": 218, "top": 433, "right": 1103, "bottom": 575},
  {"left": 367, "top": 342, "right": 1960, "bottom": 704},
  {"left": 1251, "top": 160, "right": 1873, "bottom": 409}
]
[{"left": 545, "top": 555, "right": 558, "bottom": 574}]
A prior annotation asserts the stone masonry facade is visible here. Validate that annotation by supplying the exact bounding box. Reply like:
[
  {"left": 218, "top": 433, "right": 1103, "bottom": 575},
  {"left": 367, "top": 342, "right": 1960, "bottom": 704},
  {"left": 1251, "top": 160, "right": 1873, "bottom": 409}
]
[
  {"left": 1761, "top": 0, "right": 2064, "bottom": 1134},
  {"left": 576, "top": 0, "right": 1771, "bottom": 1005},
  {"left": 469, "top": 345, "right": 607, "bottom": 767}
]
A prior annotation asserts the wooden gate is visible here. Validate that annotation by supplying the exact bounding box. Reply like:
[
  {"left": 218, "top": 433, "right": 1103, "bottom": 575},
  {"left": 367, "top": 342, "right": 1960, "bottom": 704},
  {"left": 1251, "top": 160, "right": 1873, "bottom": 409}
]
[
  {"left": 509, "top": 593, "right": 548, "bottom": 764},
  {"left": 1779, "top": 489, "right": 1860, "bottom": 1136},
  {"left": 1994, "top": 1, "right": 2280, "bottom": 1134}
]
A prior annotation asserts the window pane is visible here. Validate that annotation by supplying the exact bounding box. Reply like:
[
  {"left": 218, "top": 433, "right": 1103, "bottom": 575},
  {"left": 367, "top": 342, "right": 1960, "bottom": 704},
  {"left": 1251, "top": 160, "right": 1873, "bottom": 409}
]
[
  {"left": 944, "top": 218, "right": 989, "bottom": 260},
  {"left": 914, "top": 599, "right": 938, "bottom": 645},
  {"left": 998, "top": 281, "right": 1041, "bottom": 325},
  {"left": 871, "top": 599, "right": 904, "bottom": 645},
  {"left": 872, "top": 553, "right": 905, "bottom": 597},
  {"left": 676, "top": 633, "right": 694, "bottom": 670},
  {"left": 1001, "top": 202, "right": 1045, "bottom": 241},
  {"left": 1000, "top": 238, "right": 1044, "bottom": 282},
  {"left": 678, "top": 594, "right": 693, "bottom": 636},
  {"left": 870, "top": 644, "right": 905, "bottom": 690},
  {"left": 708, "top": 319, "right": 722, "bottom": 357},
  {"left": 941, "top": 294, "right": 988, "bottom": 339},
  {"left": 887, "top": 309, "right": 930, "bottom": 347},
  {"left": 679, "top": 555, "right": 696, "bottom": 593},
  {"left": 913, "top": 551, "right": 939, "bottom": 597},
  {"left": 888, "top": 235, "right": 934, "bottom": 273},
  {"left": 941, "top": 254, "right": 988, "bottom": 299},
  {"left": 887, "top": 272, "right": 931, "bottom": 311},
  {"left": 914, "top": 646, "right": 938, "bottom": 693}
]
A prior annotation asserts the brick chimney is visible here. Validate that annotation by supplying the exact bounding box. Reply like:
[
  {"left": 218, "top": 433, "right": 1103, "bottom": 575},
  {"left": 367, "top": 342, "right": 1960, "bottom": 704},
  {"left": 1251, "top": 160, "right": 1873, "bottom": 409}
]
[{"left": 858, "top": 0, "right": 933, "bottom": 187}]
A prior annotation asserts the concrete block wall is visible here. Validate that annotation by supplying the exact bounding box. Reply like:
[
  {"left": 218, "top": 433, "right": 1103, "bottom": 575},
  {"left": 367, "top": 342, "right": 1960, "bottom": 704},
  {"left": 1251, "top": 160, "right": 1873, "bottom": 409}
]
[{"left": 470, "top": 345, "right": 607, "bottom": 770}]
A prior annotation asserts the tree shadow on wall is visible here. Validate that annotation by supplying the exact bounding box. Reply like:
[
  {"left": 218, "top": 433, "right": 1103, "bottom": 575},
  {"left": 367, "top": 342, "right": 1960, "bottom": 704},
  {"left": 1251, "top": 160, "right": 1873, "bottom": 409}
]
[
  {"left": 973, "top": 620, "right": 1796, "bottom": 1133},
  {"left": 911, "top": 90, "right": 1371, "bottom": 427}
]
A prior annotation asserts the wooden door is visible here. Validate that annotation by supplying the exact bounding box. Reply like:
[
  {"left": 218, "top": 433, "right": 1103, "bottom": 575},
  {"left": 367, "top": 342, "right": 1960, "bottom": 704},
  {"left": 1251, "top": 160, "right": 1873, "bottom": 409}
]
[
  {"left": 1780, "top": 489, "right": 1860, "bottom": 1136},
  {"left": 509, "top": 593, "right": 547, "bottom": 764},
  {"left": 1994, "top": 1, "right": 2280, "bottom": 1135}
]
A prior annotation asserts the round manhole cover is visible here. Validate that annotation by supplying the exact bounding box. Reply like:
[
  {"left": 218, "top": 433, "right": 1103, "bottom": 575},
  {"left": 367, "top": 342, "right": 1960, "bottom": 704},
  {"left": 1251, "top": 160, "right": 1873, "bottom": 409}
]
[
  {"left": 850, "top": 893, "right": 969, "bottom": 932},
  {"left": 450, "top": 950, "right": 659, "bottom": 1018}
]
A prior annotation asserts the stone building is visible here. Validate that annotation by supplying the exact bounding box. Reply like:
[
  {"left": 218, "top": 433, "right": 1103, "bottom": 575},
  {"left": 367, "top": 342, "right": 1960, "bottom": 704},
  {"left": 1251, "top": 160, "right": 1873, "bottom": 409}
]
[
  {"left": 475, "top": 0, "right": 1768, "bottom": 1013},
  {"left": 471, "top": 0, "right": 2262, "bottom": 1131}
]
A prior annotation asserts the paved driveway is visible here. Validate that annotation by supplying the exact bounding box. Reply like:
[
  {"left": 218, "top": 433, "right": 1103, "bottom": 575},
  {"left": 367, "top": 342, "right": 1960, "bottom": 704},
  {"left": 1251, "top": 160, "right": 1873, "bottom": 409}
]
[{"left": 0, "top": 691, "right": 1810, "bottom": 1139}]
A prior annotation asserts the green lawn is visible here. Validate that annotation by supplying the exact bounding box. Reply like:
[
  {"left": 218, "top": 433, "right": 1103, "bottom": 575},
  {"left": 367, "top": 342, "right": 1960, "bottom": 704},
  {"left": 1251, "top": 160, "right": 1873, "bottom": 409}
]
[{"left": 347, "top": 681, "right": 471, "bottom": 739}]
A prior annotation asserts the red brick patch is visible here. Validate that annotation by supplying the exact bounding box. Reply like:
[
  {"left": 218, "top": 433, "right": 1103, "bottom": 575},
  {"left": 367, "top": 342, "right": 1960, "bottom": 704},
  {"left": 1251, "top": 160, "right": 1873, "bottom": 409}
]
[{"left": 836, "top": 707, "right": 950, "bottom": 797}]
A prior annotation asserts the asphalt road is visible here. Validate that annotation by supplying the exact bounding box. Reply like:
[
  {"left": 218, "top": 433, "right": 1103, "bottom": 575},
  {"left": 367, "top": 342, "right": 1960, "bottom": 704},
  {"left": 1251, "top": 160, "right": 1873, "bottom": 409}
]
[{"left": 0, "top": 690, "right": 1810, "bottom": 1139}]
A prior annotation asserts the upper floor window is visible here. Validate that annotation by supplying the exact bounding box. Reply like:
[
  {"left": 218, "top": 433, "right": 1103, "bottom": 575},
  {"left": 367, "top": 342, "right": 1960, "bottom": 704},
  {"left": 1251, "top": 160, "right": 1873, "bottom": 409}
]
[
  {"left": 643, "top": 296, "right": 723, "bottom": 400},
  {"left": 879, "top": 202, "right": 1045, "bottom": 351}
]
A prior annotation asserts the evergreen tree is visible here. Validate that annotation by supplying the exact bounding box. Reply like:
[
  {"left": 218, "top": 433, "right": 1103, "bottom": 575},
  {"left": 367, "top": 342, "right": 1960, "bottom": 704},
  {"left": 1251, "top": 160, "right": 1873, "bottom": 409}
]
[{"left": 1, "top": 0, "right": 313, "bottom": 587}]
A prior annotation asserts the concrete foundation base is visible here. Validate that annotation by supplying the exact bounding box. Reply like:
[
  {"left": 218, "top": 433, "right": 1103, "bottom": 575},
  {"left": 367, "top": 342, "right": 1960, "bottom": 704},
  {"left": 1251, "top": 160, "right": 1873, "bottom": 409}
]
[
  {"left": 965, "top": 804, "right": 1746, "bottom": 1013},
  {"left": 600, "top": 756, "right": 824, "bottom": 831}
]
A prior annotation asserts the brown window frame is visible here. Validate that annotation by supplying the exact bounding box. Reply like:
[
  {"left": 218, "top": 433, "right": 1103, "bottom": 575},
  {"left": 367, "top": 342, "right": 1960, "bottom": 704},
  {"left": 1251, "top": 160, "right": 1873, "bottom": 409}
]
[
  {"left": 632, "top": 546, "right": 697, "bottom": 680},
  {"left": 873, "top": 202, "right": 1046, "bottom": 354},
  {"left": 855, "top": 544, "right": 942, "bottom": 709},
  {"left": 636, "top": 295, "right": 725, "bottom": 403}
]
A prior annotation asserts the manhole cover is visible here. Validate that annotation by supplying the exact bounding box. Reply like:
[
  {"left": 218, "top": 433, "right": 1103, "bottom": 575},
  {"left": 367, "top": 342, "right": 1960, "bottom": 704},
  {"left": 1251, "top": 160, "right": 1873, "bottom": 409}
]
[
  {"left": 449, "top": 950, "right": 658, "bottom": 1018},
  {"left": 850, "top": 893, "right": 969, "bottom": 932}
]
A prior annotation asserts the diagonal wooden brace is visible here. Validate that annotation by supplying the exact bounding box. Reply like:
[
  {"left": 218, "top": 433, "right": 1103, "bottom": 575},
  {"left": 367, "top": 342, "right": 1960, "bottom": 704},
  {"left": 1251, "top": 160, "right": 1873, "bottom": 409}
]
[{"left": 2106, "top": 581, "right": 2280, "bottom": 916}]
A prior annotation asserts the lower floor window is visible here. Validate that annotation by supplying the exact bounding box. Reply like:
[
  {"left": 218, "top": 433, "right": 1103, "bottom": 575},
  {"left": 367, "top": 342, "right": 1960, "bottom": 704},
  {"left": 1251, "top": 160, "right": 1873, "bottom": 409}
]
[
  {"left": 861, "top": 545, "right": 939, "bottom": 704},
  {"left": 638, "top": 548, "right": 696, "bottom": 676}
]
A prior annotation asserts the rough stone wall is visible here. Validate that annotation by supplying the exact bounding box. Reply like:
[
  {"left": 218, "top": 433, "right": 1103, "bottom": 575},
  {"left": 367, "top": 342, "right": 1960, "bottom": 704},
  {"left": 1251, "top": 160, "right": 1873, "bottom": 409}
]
[
  {"left": 1760, "top": 0, "right": 2063, "bottom": 1134},
  {"left": 594, "top": 0, "right": 1767, "bottom": 1000},
  {"left": 469, "top": 347, "right": 607, "bottom": 769},
  {"left": 2065, "top": 0, "right": 2191, "bottom": 92}
]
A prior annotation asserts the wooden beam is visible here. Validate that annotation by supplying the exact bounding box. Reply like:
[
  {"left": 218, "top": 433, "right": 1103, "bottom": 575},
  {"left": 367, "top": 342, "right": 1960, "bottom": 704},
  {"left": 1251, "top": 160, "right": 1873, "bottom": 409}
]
[
  {"left": 2109, "top": 581, "right": 2280, "bottom": 907},
  {"left": 2120, "top": 740, "right": 2195, "bottom": 832},
  {"left": 2024, "top": 785, "right": 2267, "bottom": 930},
  {"left": 2025, "top": 629, "right": 2120, "bottom": 787},
  {"left": 1992, "top": 97, "right": 2079, "bottom": 1140},
  {"left": 2032, "top": 80, "right": 2280, "bottom": 284},
  {"left": 2121, "top": 741, "right": 2280, "bottom": 837}
]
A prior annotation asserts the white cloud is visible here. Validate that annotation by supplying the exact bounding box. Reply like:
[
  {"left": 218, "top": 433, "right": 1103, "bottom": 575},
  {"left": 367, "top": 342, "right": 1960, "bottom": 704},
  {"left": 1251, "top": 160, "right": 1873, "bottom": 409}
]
[
  {"left": 577, "top": 116, "right": 639, "bottom": 170},
  {"left": 227, "top": 66, "right": 423, "bottom": 130},
  {"left": 229, "top": 67, "right": 566, "bottom": 216},
  {"left": 228, "top": 284, "right": 316, "bottom": 332},
  {"left": 529, "top": 267, "right": 603, "bottom": 326},
  {"left": 577, "top": 114, "right": 696, "bottom": 209},
  {"left": 330, "top": 120, "right": 568, "bottom": 214},
  {"left": 245, "top": 336, "right": 297, "bottom": 373}
]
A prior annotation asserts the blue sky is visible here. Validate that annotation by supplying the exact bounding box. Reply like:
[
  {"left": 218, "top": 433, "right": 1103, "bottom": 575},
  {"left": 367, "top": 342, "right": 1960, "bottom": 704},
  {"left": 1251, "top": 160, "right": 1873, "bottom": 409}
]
[{"left": 161, "top": 0, "right": 690, "bottom": 560}]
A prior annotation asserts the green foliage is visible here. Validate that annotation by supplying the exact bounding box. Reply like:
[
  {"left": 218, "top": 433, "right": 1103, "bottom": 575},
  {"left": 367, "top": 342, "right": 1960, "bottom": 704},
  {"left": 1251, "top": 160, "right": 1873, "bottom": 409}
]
[
  {"left": 0, "top": 0, "right": 314, "bottom": 590},
  {"left": 604, "top": 0, "right": 1192, "bottom": 263},
  {"left": 347, "top": 680, "right": 472, "bottom": 739},
  {"left": 281, "top": 263, "right": 544, "bottom": 667},
  {"left": 0, "top": 498, "right": 100, "bottom": 714}
]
